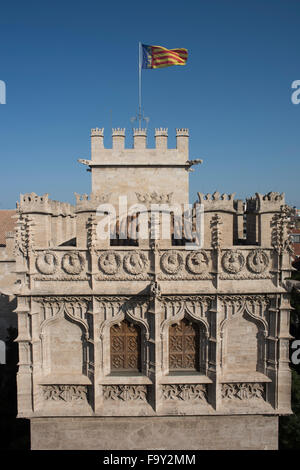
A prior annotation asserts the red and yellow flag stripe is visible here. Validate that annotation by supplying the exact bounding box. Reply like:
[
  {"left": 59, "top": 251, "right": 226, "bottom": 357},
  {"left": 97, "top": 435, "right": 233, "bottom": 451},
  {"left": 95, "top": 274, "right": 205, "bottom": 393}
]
[{"left": 151, "top": 45, "right": 188, "bottom": 69}]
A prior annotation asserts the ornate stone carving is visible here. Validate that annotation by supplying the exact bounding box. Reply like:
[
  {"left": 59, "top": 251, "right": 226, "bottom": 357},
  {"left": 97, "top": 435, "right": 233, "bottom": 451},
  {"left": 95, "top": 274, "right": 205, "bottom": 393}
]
[
  {"left": 14, "top": 214, "right": 35, "bottom": 257},
  {"left": 160, "top": 251, "right": 183, "bottom": 275},
  {"left": 123, "top": 251, "right": 149, "bottom": 275},
  {"left": 99, "top": 251, "right": 121, "bottom": 275},
  {"left": 61, "top": 252, "right": 85, "bottom": 275},
  {"left": 42, "top": 385, "right": 88, "bottom": 403},
  {"left": 87, "top": 215, "right": 97, "bottom": 252},
  {"left": 221, "top": 383, "right": 265, "bottom": 401},
  {"left": 161, "top": 384, "right": 207, "bottom": 402},
  {"left": 103, "top": 385, "right": 147, "bottom": 402},
  {"left": 150, "top": 280, "right": 161, "bottom": 299},
  {"left": 135, "top": 192, "right": 173, "bottom": 204},
  {"left": 222, "top": 250, "right": 245, "bottom": 274},
  {"left": 272, "top": 205, "right": 295, "bottom": 254},
  {"left": 186, "top": 251, "right": 209, "bottom": 274},
  {"left": 247, "top": 250, "right": 269, "bottom": 274},
  {"left": 36, "top": 251, "right": 58, "bottom": 275},
  {"left": 210, "top": 214, "right": 223, "bottom": 250}
]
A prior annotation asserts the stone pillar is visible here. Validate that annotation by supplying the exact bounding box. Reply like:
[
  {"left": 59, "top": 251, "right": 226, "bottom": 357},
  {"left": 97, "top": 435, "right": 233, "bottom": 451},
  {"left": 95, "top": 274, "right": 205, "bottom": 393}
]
[{"left": 15, "top": 298, "right": 33, "bottom": 417}]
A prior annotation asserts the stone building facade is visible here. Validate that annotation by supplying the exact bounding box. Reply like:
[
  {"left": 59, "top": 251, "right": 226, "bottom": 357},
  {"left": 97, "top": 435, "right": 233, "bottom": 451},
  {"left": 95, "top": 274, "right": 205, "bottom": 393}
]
[{"left": 11, "top": 127, "right": 293, "bottom": 449}]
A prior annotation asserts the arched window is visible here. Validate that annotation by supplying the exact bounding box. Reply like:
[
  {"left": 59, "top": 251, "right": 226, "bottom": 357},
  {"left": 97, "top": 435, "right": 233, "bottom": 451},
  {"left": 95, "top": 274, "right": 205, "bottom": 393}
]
[
  {"left": 110, "top": 320, "right": 141, "bottom": 372},
  {"left": 169, "top": 318, "right": 199, "bottom": 371}
]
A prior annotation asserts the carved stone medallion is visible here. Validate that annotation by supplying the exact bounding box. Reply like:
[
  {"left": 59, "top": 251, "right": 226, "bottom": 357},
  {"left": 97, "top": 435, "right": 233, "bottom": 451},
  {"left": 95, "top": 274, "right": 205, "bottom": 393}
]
[
  {"left": 186, "top": 251, "right": 209, "bottom": 274},
  {"left": 221, "top": 250, "right": 245, "bottom": 274},
  {"left": 123, "top": 252, "right": 149, "bottom": 275},
  {"left": 98, "top": 251, "right": 121, "bottom": 275},
  {"left": 61, "top": 251, "right": 85, "bottom": 275},
  {"left": 247, "top": 250, "right": 269, "bottom": 274},
  {"left": 36, "top": 251, "right": 58, "bottom": 275},
  {"left": 160, "top": 251, "right": 183, "bottom": 274}
]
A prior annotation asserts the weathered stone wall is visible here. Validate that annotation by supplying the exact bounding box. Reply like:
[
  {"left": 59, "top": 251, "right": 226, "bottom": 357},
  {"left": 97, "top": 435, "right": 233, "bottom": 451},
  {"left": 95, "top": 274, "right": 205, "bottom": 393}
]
[{"left": 31, "top": 415, "right": 278, "bottom": 450}]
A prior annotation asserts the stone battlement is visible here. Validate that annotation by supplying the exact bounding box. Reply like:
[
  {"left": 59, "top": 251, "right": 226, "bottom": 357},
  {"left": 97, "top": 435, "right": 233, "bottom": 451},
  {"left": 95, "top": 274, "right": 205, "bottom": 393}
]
[
  {"left": 197, "top": 191, "right": 236, "bottom": 213},
  {"left": 89, "top": 127, "right": 190, "bottom": 152},
  {"left": 91, "top": 128, "right": 104, "bottom": 137},
  {"left": 74, "top": 192, "right": 112, "bottom": 211},
  {"left": 246, "top": 192, "right": 285, "bottom": 213},
  {"left": 17, "top": 192, "right": 75, "bottom": 216}
]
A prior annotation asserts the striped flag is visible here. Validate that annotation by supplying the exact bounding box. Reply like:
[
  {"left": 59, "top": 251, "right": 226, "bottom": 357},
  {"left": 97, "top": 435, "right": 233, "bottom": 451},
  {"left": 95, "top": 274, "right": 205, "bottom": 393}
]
[{"left": 142, "top": 44, "right": 188, "bottom": 69}]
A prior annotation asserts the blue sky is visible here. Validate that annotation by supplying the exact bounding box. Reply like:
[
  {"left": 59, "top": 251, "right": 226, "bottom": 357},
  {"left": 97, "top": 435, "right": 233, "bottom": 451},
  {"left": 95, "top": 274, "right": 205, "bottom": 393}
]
[{"left": 0, "top": 0, "right": 299, "bottom": 209}]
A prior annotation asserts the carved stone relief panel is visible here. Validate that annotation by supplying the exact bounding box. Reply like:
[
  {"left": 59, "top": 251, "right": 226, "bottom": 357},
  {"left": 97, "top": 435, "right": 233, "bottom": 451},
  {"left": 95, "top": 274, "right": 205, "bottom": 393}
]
[
  {"left": 96, "top": 250, "right": 150, "bottom": 280},
  {"left": 103, "top": 385, "right": 147, "bottom": 402},
  {"left": 159, "top": 250, "right": 213, "bottom": 280},
  {"left": 41, "top": 385, "right": 88, "bottom": 403},
  {"left": 220, "top": 249, "right": 273, "bottom": 280},
  {"left": 62, "top": 252, "right": 85, "bottom": 275},
  {"left": 186, "top": 251, "right": 209, "bottom": 274},
  {"left": 221, "top": 383, "right": 265, "bottom": 401},
  {"left": 34, "top": 250, "right": 88, "bottom": 281},
  {"left": 247, "top": 250, "right": 269, "bottom": 274},
  {"left": 36, "top": 251, "right": 58, "bottom": 275},
  {"left": 222, "top": 250, "right": 245, "bottom": 274},
  {"left": 160, "top": 251, "right": 184, "bottom": 275},
  {"left": 161, "top": 384, "right": 207, "bottom": 402},
  {"left": 98, "top": 251, "right": 121, "bottom": 275}
]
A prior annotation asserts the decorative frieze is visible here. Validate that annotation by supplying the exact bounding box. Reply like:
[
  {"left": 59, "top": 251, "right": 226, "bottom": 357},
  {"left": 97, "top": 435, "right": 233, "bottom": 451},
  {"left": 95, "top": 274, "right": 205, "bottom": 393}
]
[
  {"left": 221, "top": 383, "right": 265, "bottom": 401},
  {"left": 96, "top": 250, "right": 150, "bottom": 280},
  {"left": 32, "top": 248, "right": 274, "bottom": 282},
  {"left": 161, "top": 384, "right": 207, "bottom": 402},
  {"left": 103, "top": 385, "right": 147, "bottom": 402},
  {"left": 135, "top": 192, "right": 173, "bottom": 204},
  {"left": 34, "top": 250, "right": 87, "bottom": 280},
  {"left": 41, "top": 385, "right": 88, "bottom": 403},
  {"left": 220, "top": 249, "right": 272, "bottom": 280}
]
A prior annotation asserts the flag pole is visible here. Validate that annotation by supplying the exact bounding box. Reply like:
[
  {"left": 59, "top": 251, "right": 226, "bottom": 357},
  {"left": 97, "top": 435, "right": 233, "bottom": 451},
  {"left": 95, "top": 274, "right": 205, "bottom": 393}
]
[{"left": 138, "top": 41, "right": 142, "bottom": 129}]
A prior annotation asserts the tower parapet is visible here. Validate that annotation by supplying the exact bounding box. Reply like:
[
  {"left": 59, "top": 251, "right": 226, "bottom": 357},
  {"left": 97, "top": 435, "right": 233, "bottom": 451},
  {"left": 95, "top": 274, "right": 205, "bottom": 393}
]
[
  {"left": 16, "top": 193, "right": 75, "bottom": 248},
  {"left": 247, "top": 192, "right": 285, "bottom": 214},
  {"left": 197, "top": 192, "right": 236, "bottom": 213},
  {"left": 85, "top": 127, "right": 194, "bottom": 206},
  {"left": 246, "top": 192, "right": 286, "bottom": 246}
]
